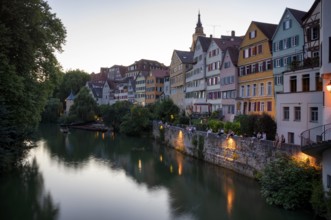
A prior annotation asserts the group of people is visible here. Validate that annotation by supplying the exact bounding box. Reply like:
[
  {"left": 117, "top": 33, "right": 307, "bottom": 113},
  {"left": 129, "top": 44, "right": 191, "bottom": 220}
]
[{"left": 274, "top": 133, "right": 286, "bottom": 147}]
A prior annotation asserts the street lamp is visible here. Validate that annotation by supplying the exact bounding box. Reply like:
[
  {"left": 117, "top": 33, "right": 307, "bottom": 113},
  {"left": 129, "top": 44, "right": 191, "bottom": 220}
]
[{"left": 327, "top": 80, "right": 331, "bottom": 92}]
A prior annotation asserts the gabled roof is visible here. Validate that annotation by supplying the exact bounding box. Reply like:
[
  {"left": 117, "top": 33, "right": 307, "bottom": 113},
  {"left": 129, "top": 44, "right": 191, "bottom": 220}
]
[
  {"left": 149, "top": 69, "right": 169, "bottom": 78},
  {"left": 272, "top": 8, "right": 306, "bottom": 40},
  {"left": 220, "top": 46, "right": 240, "bottom": 69},
  {"left": 288, "top": 8, "right": 307, "bottom": 24},
  {"left": 65, "top": 91, "right": 75, "bottom": 101},
  {"left": 253, "top": 21, "right": 278, "bottom": 39},
  {"left": 213, "top": 37, "right": 242, "bottom": 51},
  {"left": 174, "top": 50, "right": 194, "bottom": 64},
  {"left": 196, "top": 36, "right": 212, "bottom": 52},
  {"left": 302, "top": 0, "right": 320, "bottom": 22}
]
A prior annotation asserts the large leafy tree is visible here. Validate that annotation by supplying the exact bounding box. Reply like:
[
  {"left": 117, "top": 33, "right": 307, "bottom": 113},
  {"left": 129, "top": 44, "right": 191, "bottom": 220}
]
[
  {"left": 0, "top": 0, "right": 66, "bottom": 146},
  {"left": 56, "top": 69, "right": 90, "bottom": 102},
  {"left": 100, "top": 101, "right": 132, "bottom": 132},
  {"left": 120, "top": 105, "right": 151, "bottom": 136},
  {"left": 68, "top": 87, "right": 98, "bottom": 123}
]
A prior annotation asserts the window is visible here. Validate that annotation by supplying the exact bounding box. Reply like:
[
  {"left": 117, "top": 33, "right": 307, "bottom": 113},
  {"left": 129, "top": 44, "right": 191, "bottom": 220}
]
[
  {"left": 290, "top": 76, "right": 297, "bottom": 92},
  {"left": 247, "top": 85, "right": 250, "bottom": 97},
  {"left": 253, "top": 84, "right": 257, "bottom": 96},
  {"left": 266, "top": 60, "right": 271, "bottom": 70},
  {"left": 267, "top": 101, "right": 272, "bottom": 111},
  {"left": 288, "top": 132, "right": 294, "bottom": 144},
  {"left": 252, "top": 64, "right": 256, "bottom": 73},
  {"left": 315, "top": 72, "right": 322, "bottom": 91},
  {"left": 283, "top": 107, "right": 289, "bottom": 120},
  {"left": 258, "top": 45, "right": 263, "bottom": 54},
  {"left": 260, "top": 83, "right": 264, "bottom": 96},
  {"left": 258, "top": 62, "right": 263, "bottom": 72},
  {"left": 283, "top": 19, "right": 291, "bottom": 30},
  {"left": 249, "top": 30, "right": 256, "bottom": 39},
  {"left": 294, "top": 106, "right": 301, "bottom": 121},
  {"left": 267, "top": 82, "right": 272, "bottom": 95},
  {"left": 241, "top": 86, "right": 245, "bottom": 97},
  {"left": 261, "top": 102, "right": 265, "bottom": 112},
  {"left": 310, "top": 107, "right": 318, "bottom": 122},
  {"left": 302, "top": 74, "right": 310, "bottom": 92}
]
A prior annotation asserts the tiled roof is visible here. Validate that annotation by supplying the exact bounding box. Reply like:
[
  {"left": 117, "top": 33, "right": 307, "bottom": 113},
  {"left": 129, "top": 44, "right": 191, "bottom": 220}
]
[
  {"left": 174, "top": 50, "right": 194, "bottom": 63},
  {"left": 150, "top": 69, "right": 169, "bottom": 78},
  {"left": 213, "top": 36, "right": 242, "bottom": 51},
  {"left": 302, "top": 0, "right": 320, "bottom": 22},
  {"left": 287, "top": 8, "right": 307, "bottom": 25},
  {"left": 227, "top": 47, "right": 240, "bottom": 66},
  {"left": 253, "top": 21, "right": 278, "bottom": 39},
  {"left": 197, "top": 36, "right": 212, "bottom": 52},
  {"left": 66, "top": 91, "right": 75, "bottom": 101}
]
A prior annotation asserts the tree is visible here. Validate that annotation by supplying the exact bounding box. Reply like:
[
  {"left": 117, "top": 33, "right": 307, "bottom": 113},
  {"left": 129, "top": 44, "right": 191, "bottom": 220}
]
[
  {"left": 100, "top": 101, "right": 132, "bottom": 132},
  {"left": 0, "top": 0, "right": 66, "bottom": 145},
  {"left": 120, "top": 105, "right": 151, "bottom": 136},
  {"left": 68, "top": 87, "right": 98, "bottom": 123},
  {"left": 41, "top": 98, "right": 63, "bottom": 123},
  {"left": 259, "top": 155, "right": 319, "bottom": 210},
  {"left": 154, "top": 99, "right": 179, "bottom": 123},
  {"left": 56, "top": 69, "right": 90, "bottom": 102}
]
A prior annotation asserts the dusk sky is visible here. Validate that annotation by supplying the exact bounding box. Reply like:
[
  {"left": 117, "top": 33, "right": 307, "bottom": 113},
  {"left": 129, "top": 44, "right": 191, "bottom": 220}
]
[{"left": 47, "top": 0, "right": 314, "bottom": 74}]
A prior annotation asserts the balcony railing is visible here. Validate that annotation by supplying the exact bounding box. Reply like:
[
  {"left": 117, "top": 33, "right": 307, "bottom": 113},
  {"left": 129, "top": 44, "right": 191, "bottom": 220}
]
[
  {"left": 300, "top": 123, "right": 331, "bottom": 147},
  {"left": 286, "top": 57, "right": 319, "bottom": 72}
]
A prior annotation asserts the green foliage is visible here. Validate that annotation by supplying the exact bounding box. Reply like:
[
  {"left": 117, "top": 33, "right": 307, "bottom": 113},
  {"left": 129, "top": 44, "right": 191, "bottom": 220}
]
[
  {"left": 120, "top": 105, "right": 151, "bottom": 136},
  {"left": 197, "top": 135, "right": 204, "bottom": 159},
  {"left": 0, "top": 0, "right": 66, "bottom": 145},
  {"left": 154, "top": 99, "right": 179, "bottom": 123},
  {"left": 210, "top": 109, "right": 223, "bottom": 120},
  {"left": 41, "top": 98, "right": 63, "bottom": 123},
  {"left": 259, "top": 155, "right": 320, "bottom": 210},
  {"left": 56, "top": 69, "right": 90, "bottom": 102},
  {"left": 234, "top": 113, "right": 276, "bottom": 139},
  {"left": 207, "top": 119, "right": 224, "bottom": 132},
  {"left": 100, "top": 101, "right": 132, "bottom": 132},
  {"left": 68, "top": 87, "right": 98, "bottom": 123},
  {"left": 310, "top": 180, "right": 328, "bottom": 218},
  {"left": 174, "top": 111, "right": 190, "bottom": 125}
]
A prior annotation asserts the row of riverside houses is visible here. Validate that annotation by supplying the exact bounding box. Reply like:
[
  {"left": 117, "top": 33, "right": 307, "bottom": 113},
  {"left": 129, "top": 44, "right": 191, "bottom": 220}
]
[{"left": 79, "top": 0, "right": 331, "bottom": 147}]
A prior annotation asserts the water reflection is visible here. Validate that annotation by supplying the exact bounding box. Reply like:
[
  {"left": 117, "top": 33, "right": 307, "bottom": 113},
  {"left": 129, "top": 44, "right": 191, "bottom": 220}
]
[
  {"left": 0, "top": 125, "right": 314, "bottom": 220},
  {"left": 0, "top": 158, "right": 59, "bottom": 220}
]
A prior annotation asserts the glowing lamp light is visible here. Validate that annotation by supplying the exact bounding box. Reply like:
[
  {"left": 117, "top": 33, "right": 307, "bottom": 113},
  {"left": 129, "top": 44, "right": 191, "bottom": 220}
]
[{"left": 327, "top": 80, "right": 331, "bottom": 92}]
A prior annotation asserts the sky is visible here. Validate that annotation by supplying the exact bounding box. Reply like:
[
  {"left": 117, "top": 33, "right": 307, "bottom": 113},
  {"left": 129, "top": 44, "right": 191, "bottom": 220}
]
[{"left": 46, "top": 0, "right": 315, "bottom": 74}]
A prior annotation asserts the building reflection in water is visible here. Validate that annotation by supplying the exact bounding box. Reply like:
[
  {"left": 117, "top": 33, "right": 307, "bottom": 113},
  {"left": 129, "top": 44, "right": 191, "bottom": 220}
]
[{"left": 138, "top": 159, "right": 142, "bottom": 173}]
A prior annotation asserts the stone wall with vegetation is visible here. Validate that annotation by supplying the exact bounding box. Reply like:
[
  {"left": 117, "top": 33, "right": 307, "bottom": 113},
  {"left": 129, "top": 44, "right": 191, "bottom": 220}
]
[{"left": 153, "top": 122, "right": 311, "bottom": 178}]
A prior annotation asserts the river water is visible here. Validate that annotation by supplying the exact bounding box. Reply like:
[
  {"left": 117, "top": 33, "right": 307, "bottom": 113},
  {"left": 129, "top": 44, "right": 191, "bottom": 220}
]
[{"left": 0, "top": 125, "right": 314, "bottom": 220}]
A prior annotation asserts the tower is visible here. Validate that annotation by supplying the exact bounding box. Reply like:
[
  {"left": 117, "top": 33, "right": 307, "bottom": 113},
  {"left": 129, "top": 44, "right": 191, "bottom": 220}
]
[{"left": 191, "top": 11, "right": 206, "bottom": 51}]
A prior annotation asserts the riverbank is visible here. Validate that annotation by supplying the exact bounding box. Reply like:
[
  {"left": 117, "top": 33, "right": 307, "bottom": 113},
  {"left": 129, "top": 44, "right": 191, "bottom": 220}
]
[{"left": 153, "top": 121, "right": 318, "bottom": 178}]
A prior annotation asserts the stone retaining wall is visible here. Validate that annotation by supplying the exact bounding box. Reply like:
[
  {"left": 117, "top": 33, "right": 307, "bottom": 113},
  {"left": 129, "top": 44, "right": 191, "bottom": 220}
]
[{"left": 153, "top": 122, "right": 306, "bottom": 178}]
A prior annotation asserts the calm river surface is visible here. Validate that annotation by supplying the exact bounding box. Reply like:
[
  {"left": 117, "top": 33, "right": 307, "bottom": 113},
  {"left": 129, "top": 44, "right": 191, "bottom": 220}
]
[{"left": 0, "top": 125, "right": 314, "bottom": 220}]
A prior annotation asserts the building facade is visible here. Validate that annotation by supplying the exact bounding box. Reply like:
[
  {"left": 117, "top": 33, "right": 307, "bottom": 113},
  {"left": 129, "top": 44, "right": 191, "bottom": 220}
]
[{"left": 237, "top": 21, "right": 277, "bottom": 118}]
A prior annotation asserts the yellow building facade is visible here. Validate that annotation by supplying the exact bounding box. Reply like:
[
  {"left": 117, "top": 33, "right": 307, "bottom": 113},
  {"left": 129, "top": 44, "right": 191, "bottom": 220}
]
[{"left": 237, "top": 21, "right": 277, "bottom": 118}]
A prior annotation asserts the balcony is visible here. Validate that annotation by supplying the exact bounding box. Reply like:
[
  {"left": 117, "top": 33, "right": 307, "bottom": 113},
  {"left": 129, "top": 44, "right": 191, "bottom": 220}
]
[{"left": 286, "top": 57, "right": 319, "bottom": 72}]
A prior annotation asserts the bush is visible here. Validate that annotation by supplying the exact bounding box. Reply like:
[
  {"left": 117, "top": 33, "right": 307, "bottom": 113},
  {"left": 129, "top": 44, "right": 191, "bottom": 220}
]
[
  {"left": 259, "top": 155, "right": 320, "bottom": 210},
  {"left": 207, "top": 119, "right": 223, "bottom": 132}
]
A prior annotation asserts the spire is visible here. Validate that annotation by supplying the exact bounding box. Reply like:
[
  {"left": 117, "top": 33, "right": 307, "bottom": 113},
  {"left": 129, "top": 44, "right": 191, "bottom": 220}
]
[{"left": 197, "top": 11, "right": 202, "bottom": 28}]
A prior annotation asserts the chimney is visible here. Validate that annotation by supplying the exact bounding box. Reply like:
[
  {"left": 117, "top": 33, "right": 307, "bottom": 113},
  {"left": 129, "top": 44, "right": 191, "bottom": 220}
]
[{"left": 231, "top": 30, "right": 235, "bottom": 37}]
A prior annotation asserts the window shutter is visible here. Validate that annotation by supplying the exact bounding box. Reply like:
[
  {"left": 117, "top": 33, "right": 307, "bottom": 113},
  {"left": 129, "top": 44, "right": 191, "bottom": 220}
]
[
  {"left": 273, "top": 42, "right": 276, "bottom": 52},
  {"left": 279, "top": 40, "right": 283, "bottom": 50},
  {"left": 280, "top": 58, "right": 284, "bottom": 67},
  {"left": 257, "top": 102, "right": 260, "bottom": 111},
  {"left": 288, "top": 37, "right": 291, "bottom": 48},
  {"left": 295, "top": 35, "right": 299, "bottom": 46},
  {"left": 273, "top": 59, "right": 277, "bottom": 67},
  {"left": 288, "top": 56, "right": 292, "bottom": 65}
]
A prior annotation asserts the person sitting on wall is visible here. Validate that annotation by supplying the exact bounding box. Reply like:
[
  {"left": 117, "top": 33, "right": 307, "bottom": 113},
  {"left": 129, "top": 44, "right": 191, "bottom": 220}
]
[
  {"left": 274, "top": 133, "right": 279, "bottom": 147},
  {"left": 280, "top": 134, "right": 285, "bottom": 146},
  {"left": 207, "top": 128, "right": 212, "bottom": 137},
  {"left": 257, "top": 132, "right": 262, "bottom": 140},
  {"left": 227, "top": 130, "right": 234, "bottom": 139}
]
